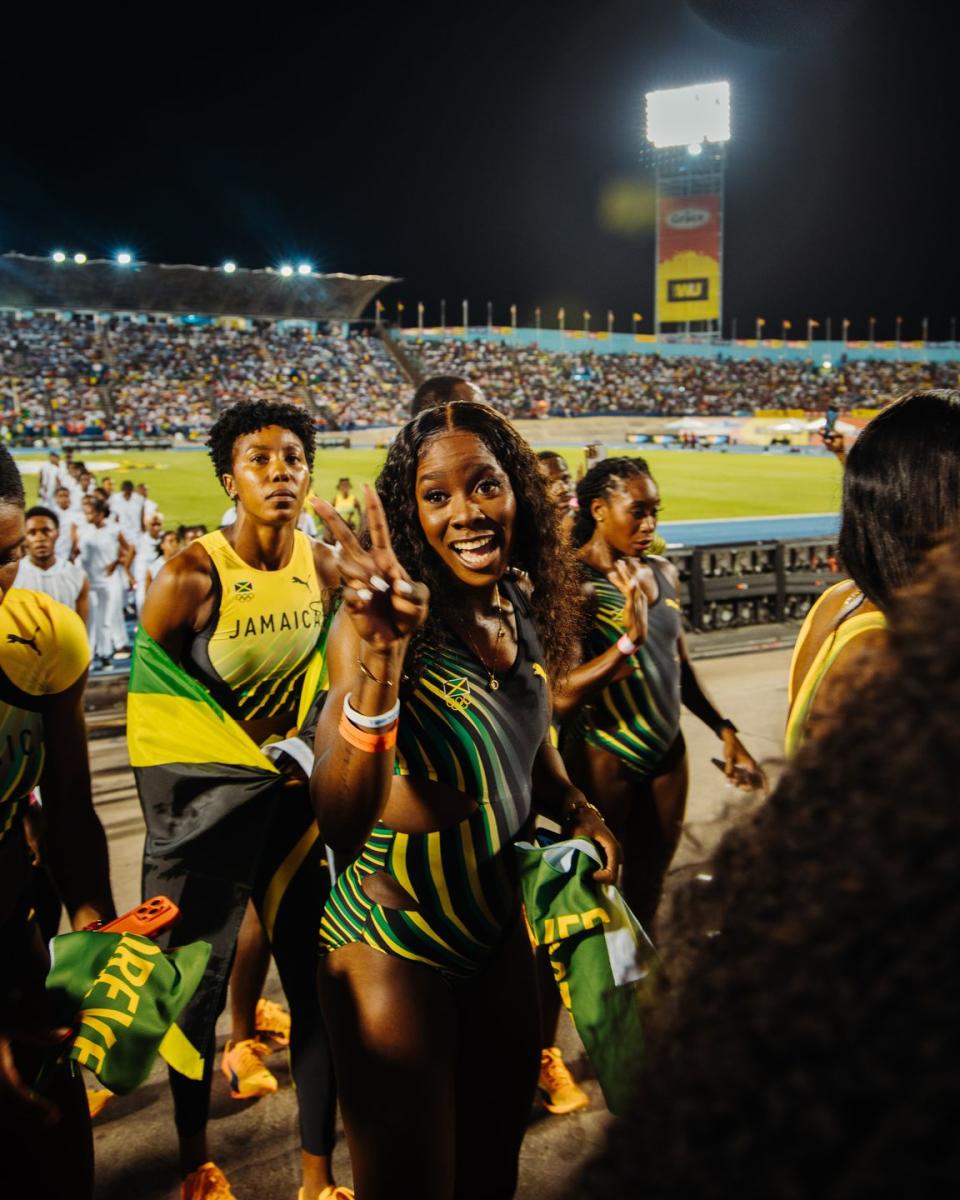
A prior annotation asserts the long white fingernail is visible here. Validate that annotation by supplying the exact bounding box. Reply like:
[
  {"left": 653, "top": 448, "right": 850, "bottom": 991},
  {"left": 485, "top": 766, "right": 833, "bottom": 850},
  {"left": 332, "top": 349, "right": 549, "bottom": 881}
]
[
  {"left": 357, "top": 588, "right": 373, "bottom": 602},
  {"left": 394, "top": 579, "right": 413, "bottom": 595},
  {"left": 370, "top": 575, "right": 390, "bottom": 593}
]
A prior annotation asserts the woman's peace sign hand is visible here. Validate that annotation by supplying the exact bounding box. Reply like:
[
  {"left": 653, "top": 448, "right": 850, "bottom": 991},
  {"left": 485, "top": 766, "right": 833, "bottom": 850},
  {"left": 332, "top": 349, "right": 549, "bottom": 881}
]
[{"left": 311, "top": 484, "right": 429, "bottom": 652}]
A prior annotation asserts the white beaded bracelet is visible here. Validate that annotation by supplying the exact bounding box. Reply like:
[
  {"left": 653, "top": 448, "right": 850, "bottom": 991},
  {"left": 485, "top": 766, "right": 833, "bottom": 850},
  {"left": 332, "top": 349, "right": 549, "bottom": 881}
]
[
  {"left": 343, "top": 693, "right": 401, "bottom": 731},
  {"left": 616, "top": 633, "right": 637, "bottom": 656}
]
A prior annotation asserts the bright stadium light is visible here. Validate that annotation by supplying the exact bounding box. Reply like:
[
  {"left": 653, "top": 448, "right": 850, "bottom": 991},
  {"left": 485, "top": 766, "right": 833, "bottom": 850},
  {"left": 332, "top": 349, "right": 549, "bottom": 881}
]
[
  {"left": 115, "top": 251, "right": 133, "bottom": 265},
  {"left": 279, "top": 264, "right": 294, "bottom": 277},
  {"left": 223, "top": 260, "right": 237, "bottom": 273},
  {"left": 73, "top": 252, "right": 88, "bottom": 264},
  {"left": 645, "top": 81, "right": 731, "bottom": 149},
  {"left": 297, "top": 262, "right": 312, "bottom": 276},
  {"left": 52, "top": 251, "right": 66, "bottom": 263}
]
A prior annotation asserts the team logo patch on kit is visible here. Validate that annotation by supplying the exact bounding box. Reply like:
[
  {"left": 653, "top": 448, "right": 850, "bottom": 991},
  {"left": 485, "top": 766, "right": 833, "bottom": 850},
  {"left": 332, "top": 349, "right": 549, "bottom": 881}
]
[
  {"left": 442, "top": 676, "right": 472, "bottom": 713},
  {"left": 234, "top": 581, "right": 255, "bottom": 601}
]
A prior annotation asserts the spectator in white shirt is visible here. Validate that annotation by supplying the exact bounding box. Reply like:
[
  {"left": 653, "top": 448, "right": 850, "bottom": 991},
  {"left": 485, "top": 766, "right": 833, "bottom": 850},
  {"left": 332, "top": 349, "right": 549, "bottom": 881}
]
[
  {"left": 79, "top": 496, "right": 132, "bottom": 667},
  {"left": 110, "top": 479, "right": 146, "bottom": 537},
  {"left": 145, "top": 527, "right": 182, "bottom": 593},
  {"left": 137, "top": 482, "right": 158, "bottom": 524},
  {"left": 133, "top": 510, "right": 164, "bottom": 615},
  {"left": 52, "top": 485, "right": 84, "bottom": 562},
  {"left": 38, "top": 451, "right": 63, "bottom": 503},
  {"left": 18, "top": 505, "right": 90, "bottom": 624}
]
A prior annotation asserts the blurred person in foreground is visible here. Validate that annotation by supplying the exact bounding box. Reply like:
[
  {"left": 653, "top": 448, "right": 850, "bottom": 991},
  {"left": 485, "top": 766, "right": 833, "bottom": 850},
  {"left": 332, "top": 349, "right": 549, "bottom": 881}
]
[
  {"left": 0, "top": 446, "right": 115, "bottom": 1197},
  {"left": 581, "top": 535, "right": 960, "bottom": 1199},
  {"left": 787, "top": 389, "right": 960, "bottom": 753}
]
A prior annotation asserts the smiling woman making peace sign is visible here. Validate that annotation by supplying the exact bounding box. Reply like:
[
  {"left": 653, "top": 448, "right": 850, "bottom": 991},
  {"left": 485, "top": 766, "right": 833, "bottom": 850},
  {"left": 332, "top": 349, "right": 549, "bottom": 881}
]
[{"left": 310, "top": 401, "right": 619, "bottom": 1200}]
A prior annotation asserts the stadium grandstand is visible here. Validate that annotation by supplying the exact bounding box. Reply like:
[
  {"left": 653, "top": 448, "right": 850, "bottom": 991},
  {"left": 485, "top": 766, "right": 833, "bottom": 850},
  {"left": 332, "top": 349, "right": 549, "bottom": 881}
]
[{"left": 2, "top": 251, "right": 959, "bottom": 446}]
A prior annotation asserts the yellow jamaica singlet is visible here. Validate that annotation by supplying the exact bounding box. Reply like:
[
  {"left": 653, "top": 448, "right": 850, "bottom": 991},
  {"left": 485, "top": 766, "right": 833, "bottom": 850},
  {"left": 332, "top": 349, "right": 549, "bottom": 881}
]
[
  {"left": 186, "top": 530, "right": 328, "bottom": 721},
  {"left": 0, "top": 588, "right": 90, "bottom": 843}
]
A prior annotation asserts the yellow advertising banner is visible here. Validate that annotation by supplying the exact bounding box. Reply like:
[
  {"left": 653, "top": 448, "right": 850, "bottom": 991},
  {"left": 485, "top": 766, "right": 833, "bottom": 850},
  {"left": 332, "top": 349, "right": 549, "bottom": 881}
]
[{"left": 656, "top": 193, "right": 720, "bottom": 322}]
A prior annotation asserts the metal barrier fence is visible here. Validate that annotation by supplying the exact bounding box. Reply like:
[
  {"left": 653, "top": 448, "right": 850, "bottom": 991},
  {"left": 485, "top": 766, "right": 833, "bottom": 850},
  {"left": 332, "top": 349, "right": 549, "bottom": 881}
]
[{"left": 663, "top": 537, "right": 842, "bottom": 630}]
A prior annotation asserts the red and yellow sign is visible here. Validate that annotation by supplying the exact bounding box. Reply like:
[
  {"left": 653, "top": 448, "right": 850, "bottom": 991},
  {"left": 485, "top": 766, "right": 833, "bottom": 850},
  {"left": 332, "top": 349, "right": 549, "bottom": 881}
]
[{"left": 656, "top": 192, "right": 720, "bottom": 323}]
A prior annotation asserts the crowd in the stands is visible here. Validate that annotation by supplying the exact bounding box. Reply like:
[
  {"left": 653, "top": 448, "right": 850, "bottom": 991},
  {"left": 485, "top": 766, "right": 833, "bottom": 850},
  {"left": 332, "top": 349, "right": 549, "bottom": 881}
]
[
  {"left": 404, "top": 337, "right": 958, "bottom": 419},
  {"left": 0, "top": 314, "right": 408, "bottom": 440},
  {"left": 2, "top": 312, "right": 958, "bottom": 441}
]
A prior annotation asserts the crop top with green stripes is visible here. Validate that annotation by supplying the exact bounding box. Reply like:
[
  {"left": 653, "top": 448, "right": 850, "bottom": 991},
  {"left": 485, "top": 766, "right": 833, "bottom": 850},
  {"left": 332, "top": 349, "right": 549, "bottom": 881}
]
[
  {"left": 394, "top": 580, "right": 551, "bottom": 840},
  {"left": 565, "top": 559, "right": 682, "bottom": 776}
]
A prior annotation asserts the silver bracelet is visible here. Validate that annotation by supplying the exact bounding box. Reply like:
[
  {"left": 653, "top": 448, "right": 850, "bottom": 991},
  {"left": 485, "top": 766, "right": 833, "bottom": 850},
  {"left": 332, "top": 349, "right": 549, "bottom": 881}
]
[{"left": 343, "top": 692, "right": 400, "bottom": 731}]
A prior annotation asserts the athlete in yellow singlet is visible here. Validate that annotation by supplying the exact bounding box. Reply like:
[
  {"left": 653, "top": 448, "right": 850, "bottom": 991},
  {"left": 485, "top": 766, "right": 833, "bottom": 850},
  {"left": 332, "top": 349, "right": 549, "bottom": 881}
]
[
  {"left": 786, "top": 390, "right": 960, "bottom": 753},
  {"left": 140, "top": 401, "right": 346, "bottom": 1200},
  {"left": 331, "top": 477, "right": 361, "bottom": 533},
  {"left": 0, "top": 446, "right": 115, "bottom": 1200}
]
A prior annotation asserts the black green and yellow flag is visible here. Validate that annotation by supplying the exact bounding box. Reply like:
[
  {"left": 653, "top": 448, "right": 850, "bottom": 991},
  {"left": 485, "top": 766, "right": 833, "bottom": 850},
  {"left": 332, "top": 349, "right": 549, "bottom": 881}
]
[
  {"left": 517, "top": 836, "right": 657, "bottom": 1116},
  {"left": 46, "top": 931, "right": 211, "bottom": 1093},
  {"left": 127, "top": 628, "right": 326, "bottom": 1058}
]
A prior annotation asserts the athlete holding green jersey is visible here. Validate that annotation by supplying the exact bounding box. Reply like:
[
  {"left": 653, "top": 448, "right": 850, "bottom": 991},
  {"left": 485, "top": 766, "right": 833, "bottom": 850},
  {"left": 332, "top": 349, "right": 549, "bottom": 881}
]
[
  {"left": 310, "top": 401, "right": 620, "bottom": 1200},
  {"left": 0, "top": 445, "right": 115, "bottom": 1199}
]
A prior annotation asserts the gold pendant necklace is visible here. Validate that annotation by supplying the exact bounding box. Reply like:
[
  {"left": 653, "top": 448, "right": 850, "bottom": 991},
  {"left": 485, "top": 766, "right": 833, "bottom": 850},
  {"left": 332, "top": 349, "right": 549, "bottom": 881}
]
[{"left": 459, "top": 588, "right": 504, "bottom": 690}]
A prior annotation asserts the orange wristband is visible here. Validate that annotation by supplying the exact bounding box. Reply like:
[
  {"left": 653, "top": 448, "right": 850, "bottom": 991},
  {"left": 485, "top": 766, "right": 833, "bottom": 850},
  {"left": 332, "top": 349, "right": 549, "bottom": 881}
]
[{"left": 338, "top": 711, "right": 398, "bottom": 753}]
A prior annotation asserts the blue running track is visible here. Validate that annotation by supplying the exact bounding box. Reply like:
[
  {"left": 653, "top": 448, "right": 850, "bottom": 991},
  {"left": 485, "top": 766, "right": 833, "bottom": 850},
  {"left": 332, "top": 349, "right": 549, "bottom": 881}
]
[{"left": 660, "top": 512, "right": 840, "bottom": 547}]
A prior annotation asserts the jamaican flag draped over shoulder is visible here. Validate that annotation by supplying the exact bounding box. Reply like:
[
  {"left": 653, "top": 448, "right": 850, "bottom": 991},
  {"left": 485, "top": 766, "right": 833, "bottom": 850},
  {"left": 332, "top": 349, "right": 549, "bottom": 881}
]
[{"left": 127, "top": 627, "right": 327, "bottom": 1058}]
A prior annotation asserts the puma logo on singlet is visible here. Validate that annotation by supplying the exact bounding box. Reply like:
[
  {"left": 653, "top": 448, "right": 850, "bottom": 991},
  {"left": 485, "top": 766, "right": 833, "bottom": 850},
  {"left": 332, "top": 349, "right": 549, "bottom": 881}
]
[
  {"left": 291, "top": 576, "right": 311, "bottom": 589},
  {"left": 7, "top": 626, "right": 40, "bottom": 655}
]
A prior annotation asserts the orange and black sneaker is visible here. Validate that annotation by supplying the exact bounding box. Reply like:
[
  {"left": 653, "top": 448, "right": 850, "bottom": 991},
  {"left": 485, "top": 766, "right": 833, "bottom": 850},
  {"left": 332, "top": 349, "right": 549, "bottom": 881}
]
[
  {"left": 255, "top": 996, "right": 291, "bottom": 1049},
  {"left": 220, "top": 1037, "right": 278, "bottom": 1100},
  {"left": 537, "top": 1046, "right": 590, "bottom": 1115},
  {"left": 181, "top": 1161, "right": 236, "bottom": 1200}
]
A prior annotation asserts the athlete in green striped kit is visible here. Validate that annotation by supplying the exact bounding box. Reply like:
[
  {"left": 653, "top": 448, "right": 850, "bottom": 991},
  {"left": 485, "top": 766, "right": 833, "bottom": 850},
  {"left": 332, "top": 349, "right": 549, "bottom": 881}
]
[
  {"left": 310, "top": 402, "right": 620, "bottom": 1200},
  {"left": 557, "top": 457, "right": 764, "bottom": 932}
]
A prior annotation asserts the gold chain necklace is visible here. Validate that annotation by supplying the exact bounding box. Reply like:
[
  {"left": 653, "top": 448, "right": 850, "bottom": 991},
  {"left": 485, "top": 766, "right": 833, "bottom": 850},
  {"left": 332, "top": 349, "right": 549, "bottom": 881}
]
[{"left": 458, "top": 588, "right": 504, "bottom": 690}]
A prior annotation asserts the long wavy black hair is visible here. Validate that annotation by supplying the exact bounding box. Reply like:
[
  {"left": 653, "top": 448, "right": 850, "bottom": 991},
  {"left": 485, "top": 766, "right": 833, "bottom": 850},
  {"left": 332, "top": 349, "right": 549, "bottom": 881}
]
[
  {"left": 375, "top": 402, "right": 582, "bottom": 683},
  {"left": 838, "top": 389, "right": 960, "bottom": 609}
]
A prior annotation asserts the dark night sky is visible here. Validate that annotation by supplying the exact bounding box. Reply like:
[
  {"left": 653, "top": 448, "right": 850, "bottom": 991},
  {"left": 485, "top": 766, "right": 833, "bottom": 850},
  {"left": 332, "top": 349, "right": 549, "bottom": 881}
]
[{"left": 2, "top": 1, "right": 955, "bottom": 337}]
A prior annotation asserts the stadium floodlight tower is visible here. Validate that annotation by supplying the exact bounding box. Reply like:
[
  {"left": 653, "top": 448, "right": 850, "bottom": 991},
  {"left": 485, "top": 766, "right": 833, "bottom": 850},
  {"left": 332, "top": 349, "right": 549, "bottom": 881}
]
[{"left": 645, "top": 81, "right": 730, "bottom": 341}]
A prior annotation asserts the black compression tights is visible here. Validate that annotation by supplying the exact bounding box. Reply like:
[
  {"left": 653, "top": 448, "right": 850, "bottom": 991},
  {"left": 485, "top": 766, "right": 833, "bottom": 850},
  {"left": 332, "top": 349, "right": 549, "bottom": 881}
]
[{"left": 169, "top": 814, "right": 336, "bottom": 1157}]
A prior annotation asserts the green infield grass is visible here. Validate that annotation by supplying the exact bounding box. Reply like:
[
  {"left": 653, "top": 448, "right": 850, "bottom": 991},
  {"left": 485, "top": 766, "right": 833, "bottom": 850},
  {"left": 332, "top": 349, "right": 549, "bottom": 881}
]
[{"left": 15, "top": 445, "right": 843, "bottom": 533}]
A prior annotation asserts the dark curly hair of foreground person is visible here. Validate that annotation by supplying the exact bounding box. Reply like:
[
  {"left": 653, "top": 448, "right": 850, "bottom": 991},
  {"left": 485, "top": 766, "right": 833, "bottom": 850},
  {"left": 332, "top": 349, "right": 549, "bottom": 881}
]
[{"left": 582, "top": 538, "right": 960, "bottom": 1198}]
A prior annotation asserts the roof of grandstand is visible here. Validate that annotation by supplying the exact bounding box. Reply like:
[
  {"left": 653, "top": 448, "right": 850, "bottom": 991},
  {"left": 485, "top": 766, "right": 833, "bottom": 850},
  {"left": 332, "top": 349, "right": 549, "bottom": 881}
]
[{"left": 0, "top": 253, "right": 397, "bottom": 321}]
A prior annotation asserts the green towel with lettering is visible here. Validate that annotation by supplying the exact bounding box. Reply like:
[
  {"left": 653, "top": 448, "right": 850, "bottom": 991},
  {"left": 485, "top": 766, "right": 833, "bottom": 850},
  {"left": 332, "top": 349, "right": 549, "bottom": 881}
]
[
  {"left": 45, "top": 931, "right": 211, "bottom": 1093},
  {"left": 516, "top": 836, "right": 656, "bottom": 1115}
]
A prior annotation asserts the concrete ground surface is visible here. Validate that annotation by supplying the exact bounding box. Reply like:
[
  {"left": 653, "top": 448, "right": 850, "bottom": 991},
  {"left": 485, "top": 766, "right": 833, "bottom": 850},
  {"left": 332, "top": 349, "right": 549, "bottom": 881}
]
[{"left": 86, "top": 645, "right": 793, "bottom": 1199}]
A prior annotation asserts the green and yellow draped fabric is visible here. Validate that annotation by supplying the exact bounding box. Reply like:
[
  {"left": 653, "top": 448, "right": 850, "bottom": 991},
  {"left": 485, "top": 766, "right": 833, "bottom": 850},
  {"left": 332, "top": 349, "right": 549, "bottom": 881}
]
[
  {"left": 127, "top": 628, "right": 326, "bottom": 1058},
  {"left": 45, "top": 930, "right": 211, "bottom": 1092},
  {"left": 518, "top": 836, "right": 656, "bottom": 1116}
]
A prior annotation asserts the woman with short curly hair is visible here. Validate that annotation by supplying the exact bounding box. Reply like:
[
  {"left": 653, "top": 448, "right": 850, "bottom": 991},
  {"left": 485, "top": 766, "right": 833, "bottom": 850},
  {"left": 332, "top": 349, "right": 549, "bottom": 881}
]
[
  {"left": 136, "top": 400, "right": 348, "bottom": 1200},
  {"left": 310, "top": 401, "right": 620, "bottom": 1200}
]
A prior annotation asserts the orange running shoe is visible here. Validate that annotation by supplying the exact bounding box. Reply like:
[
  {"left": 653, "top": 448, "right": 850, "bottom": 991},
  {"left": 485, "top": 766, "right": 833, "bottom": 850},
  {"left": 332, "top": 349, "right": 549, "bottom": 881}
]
[
  {"left": 220, "top": 1037, "right": 278, "bottom": 1100},
  {"left": 181, "top": 1162, "right": 236, "bottom": 1200},
  {"left": 537, "top": 1046, "right": 589, "bottom": 1115},
  {"left": 86, "top": 1087, "right": 112, "bottom": 1118},
  {"left": 297, "top": 1188, "right": 355, "bottom": 1199},
  {"left": 255, "top": 996, "right": 291, "bottom": 1048}
]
